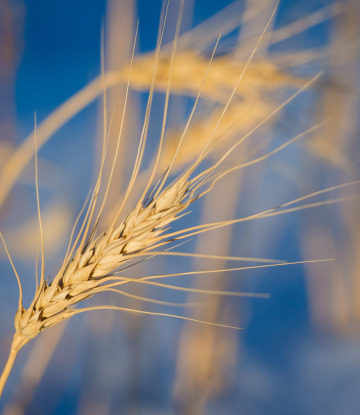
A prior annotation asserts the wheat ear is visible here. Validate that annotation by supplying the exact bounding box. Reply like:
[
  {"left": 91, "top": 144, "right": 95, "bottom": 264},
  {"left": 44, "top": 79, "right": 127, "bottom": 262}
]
[{"left": 118, "top": 51, "right": 308, "bottom": 104}]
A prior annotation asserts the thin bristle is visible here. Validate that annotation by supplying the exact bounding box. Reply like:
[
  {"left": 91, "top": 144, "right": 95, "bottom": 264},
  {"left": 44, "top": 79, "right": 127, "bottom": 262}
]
[
  {"left": 34, "top": 114, "right": 45, "bottom": 286},
  {"left": 0, "top": 232, "right": 23, "bottom": 312}
]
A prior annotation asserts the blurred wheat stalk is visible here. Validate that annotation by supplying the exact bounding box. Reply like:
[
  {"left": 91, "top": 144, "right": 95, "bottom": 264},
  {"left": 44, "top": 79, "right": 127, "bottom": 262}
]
[{"left": 302, "top": 0, "right": 360, "bottom": 335}]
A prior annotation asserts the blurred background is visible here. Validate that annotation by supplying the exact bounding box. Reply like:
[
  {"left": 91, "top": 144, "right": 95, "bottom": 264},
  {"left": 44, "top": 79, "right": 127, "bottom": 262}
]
[{"left": 0, "top": 0, "right": 360, "bottom": 414}]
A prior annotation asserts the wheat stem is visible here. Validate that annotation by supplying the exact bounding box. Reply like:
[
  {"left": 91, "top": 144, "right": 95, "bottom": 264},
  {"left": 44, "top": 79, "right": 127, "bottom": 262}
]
[{"left": 0, "top": 348, "right": 18, "bottom": 399}]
